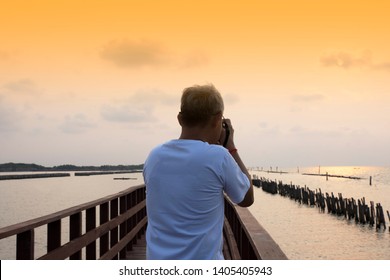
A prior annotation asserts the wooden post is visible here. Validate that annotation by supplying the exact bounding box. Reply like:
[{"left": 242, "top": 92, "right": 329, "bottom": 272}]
[
  {"left": 16, "top": 229, "right": 34, "bottom": 260},
  {"left": 110, "top": 198, "right": 119, "bottom": 260},
  {"left": 69, "top": 212, "right": 82, "bottom": 260},
  {"left": 326, "top": 172, "right": 328, "bottom": 181},
  {"left": 119, "top": 195, "right": 127, "bottom": 259},
  {"left": 358, "top": 199, "right": 365, "bottom": 224},
  {"left": 331, "top": 192, "right": 336, "bottom": 214},
  {"left": 376, "top": 203, "right": 386, "bottom": 230},
  {"left": 100, "top": 202, "right": 109, "bottom": 257},
  {"left": 353, "top": 199, "right": 358, "bottom": 223},
  {"left": 387, "top": 211, "right": 390, "bottom": 232},
  {"left": 346, "top": 199, "right": 352, "bottom": 219},
  {"left": 370, "top": 201, "right": 375, "bottom": 227},
  {"left": 369, "top": 176, "right": 372, "bottom": 186},
  {"left": 47, "top": 220, "right": 61, "bottom": 253},
  {"left": 86, "top": 206, "right": 97, "bottom": 259}
]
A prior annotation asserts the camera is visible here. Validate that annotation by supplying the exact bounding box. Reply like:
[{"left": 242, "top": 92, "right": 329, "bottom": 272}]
[{"left": 221, "top": 121, "right": 230, "bottom": 147}]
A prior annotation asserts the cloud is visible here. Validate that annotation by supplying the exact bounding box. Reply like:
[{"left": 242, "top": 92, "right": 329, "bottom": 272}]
[
  {"left": 292, "top": 94, "right": 325, "bottom": 102},
  {"left": 0, "top": 50, "right": 10, "bottom": 61},
  {"left": 101, "top": 104, "right": 156, "bottom": 123},
  {"left": 320, "top": 50, "right": 390, "bottom": 71},
  {"left": 58, "top": 114, "right": 95, "bottom": 134},
  {"left": 374, "top": 62, "right": 390, "bottom": 71},
  {"left": 100, "top": 39, "right": 169, "bottom": 68},
  {"left": 179, "top": 51, "right": 210, "bottom": 69},
  {"left": 100, "top": 88, "right": 178, "bottom": 124},
  {"left": 320, "top": 50, "right": 372, "bottom": 69},
  {"left": 0, "top": 96, "right": 23, "bottom": 132},
  {"left": 2, "top": 79, "right": 43, "bottom": 95},
  {"left": 130, "top": 89, "right": 178, "bottom": 106},
  {"left": 289, "top": 125, "right": 350, "bottom": 139},
  {"left": 100, "top": 38, "right": 210, "bottom": 70}
]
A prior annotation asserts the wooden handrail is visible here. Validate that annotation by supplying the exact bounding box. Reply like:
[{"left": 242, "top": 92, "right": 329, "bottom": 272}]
[
  {"left": 224, "top": 196, "right": 288, "bottom": 260},
  {"left": 0, "top": 184, "right": 147, "bottom": 260},
  {"left": 0, "top": 184, "right": 287, "bottom": 260}
]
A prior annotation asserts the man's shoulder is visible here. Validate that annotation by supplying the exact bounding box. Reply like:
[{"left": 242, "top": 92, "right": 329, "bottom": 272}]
[
  {"left": 207, "top": 143, "right": 228, "bottom": 154},
  {"left": 147, "top": 140, "right": 229, "bottom": 159}
]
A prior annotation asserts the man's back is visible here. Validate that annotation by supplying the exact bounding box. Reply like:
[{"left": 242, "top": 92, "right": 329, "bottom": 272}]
[{"left": 144, "top": 139, "right": 249, "bottom": 259}]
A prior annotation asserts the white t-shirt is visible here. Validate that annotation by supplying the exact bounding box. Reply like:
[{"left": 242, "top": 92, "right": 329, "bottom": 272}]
[{"left": 143, "top": 139, "right": 250, "bottom": 260}]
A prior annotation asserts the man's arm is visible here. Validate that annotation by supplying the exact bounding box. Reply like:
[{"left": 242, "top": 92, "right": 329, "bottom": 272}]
[
  {"left": 221, "top": 118, "right": 254, "bottom": 207},
  {"left": 230, "top": 150, "right": 254, "bottom": 207}
]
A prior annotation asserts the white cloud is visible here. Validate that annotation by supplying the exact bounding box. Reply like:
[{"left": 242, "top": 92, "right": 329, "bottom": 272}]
[
  {"left": 101, "top": 104, "right": 156, "bottom": 123},
  {"left": 100, "top": 88, "right": 178, "bottom": 124},
  {"left": 58, "top": 114, "right": 95, "bottom": 134},
  {"left": 130, "top": 88, "right": 178, "bottom": 106}
]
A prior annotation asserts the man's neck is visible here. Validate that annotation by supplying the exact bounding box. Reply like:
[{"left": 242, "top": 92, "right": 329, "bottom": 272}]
[{"left": 179, "top": 127, "right": 214, "bottom": 144}]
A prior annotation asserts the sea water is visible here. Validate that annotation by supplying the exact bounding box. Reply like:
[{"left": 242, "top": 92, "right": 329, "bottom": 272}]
[
  {"left": 0, "top": 166, "right": 389, "bottom": 259},
  {"left": 249, "top": 166, "right": 390, "bottom": 259}
]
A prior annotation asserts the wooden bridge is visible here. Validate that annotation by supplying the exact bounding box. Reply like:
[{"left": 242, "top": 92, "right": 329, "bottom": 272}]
[{"left": 0, "top": 184, "right": 287, "bottom": 260}]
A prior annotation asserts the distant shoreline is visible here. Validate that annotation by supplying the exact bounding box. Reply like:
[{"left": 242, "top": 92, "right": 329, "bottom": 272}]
[{"left": 0, "top": 162, "right": 144, "bottom": 173}]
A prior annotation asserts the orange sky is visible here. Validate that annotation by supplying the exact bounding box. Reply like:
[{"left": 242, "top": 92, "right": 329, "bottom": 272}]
[{"left": 1, "top": 0, "right": 389, "bottom": 167}]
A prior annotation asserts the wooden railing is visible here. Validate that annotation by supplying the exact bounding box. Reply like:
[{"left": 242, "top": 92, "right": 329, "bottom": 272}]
[
  {"left": 223, "top": 196, "right": 287, "bottom": 260},
  {"left": 0, "top": 184, "right": 287, "bottom": 260},
  {"left": 0, "top": 184, "right": 147, "bottom": 260}
]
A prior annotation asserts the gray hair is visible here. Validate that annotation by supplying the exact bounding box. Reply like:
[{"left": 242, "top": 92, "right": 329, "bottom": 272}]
[{"left": 180, "top": 84, "right": 224, "bottom": 126}]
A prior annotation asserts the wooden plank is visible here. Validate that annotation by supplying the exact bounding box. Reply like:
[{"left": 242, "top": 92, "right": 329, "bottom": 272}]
[
  {"left": 100, "top": 217, "right": 147, "bottom": 260},
  {"left": 125, "top": 235, "right": 146, "bottom": 260},
  {"left": 223, "top": 217, "right": 241, "bottom": 260}
]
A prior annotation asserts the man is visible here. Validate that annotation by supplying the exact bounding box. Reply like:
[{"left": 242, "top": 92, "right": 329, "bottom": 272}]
[{"left": 143, "top": 84, "right": 253, "bottom": 260}]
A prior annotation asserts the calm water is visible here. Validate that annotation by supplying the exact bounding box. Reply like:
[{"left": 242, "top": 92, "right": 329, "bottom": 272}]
[
  {"left": 249, "top": 166, "right": 390, "bottom": 260},
  {"left": 0, "top": 172, "right": 144, "bottom": 259},
  {"left": 0, "top": 166, "right": 389, "bottom": 259}
]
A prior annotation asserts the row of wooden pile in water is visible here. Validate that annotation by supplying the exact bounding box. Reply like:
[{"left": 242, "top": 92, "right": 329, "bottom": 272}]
[{"left": 252, "top": 178, "right": 389, "bottom": 231}]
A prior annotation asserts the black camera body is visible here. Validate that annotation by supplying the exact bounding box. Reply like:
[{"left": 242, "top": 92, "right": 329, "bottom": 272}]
[{"left": 222, "top": 121, "right": 230, "bottom": 147}]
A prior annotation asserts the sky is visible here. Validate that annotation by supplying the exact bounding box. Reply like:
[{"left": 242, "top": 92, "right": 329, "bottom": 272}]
[{"left": 1, "top": 0, "right": 389, "bottom": 168}]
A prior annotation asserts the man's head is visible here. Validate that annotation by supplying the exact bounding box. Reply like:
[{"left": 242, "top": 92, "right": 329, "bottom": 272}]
[{"left": 178, "top": 84, "right": 224, "bottom": 127}]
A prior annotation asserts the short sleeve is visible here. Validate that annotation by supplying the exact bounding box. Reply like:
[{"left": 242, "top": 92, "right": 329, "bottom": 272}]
[{"left": 222, "top": 153, "right": 250, "bottom": 204}]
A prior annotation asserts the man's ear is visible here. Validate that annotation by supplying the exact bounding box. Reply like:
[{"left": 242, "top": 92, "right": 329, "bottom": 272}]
[{"left": 177, "top": 113, "right": 183, "bottom": 126}]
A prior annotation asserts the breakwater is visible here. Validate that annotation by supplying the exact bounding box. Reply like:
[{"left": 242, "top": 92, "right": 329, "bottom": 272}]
[
  {"left": 255, "top": 178, "right": 390, "bottom": 232},
  {"left": 302, "top": 172, "right": 362, "bottom": 180},
  {"left": 0, "top": 173, "right": 71, "bottom": 180},
  {"left": 74, "top": 171, "right": 141, "bottom": 176}
]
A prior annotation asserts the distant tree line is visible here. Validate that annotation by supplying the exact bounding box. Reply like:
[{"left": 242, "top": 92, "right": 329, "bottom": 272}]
[{"left": 0, "top": 162, "right": 144, "bottom": 172}]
